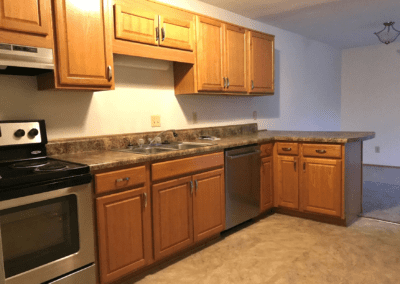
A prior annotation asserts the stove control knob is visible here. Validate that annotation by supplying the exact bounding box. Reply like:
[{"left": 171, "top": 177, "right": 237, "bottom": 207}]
[
  {"left": 14, "top": 129, "right": 26, "bottom": 138},
  {"left": 28, "top": 128, "right": 39, "bottom": 138}
]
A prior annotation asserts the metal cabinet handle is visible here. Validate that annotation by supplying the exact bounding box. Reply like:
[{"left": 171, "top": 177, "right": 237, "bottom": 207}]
[
  {"left": 195, "top": 180, "right": 198, "bottom": 193},
  {"left": 107, "top": 65, "right": 112, "bottom": 82},
  {"left": 227, "top": 78, "right": 230, "bottom": 88},
  {"left": 251, "top": 80, "right": 254, "bottom": 90},
  {"left": 303, "top": 162, "right": 306, "bottom": 171},
  {"left": 143, "top": 192, "right": 147, "bottom": 208},
  {"left": 223, "top": 77, "right": 226, "bottom": 88},
  {"left": 116, "top": 177, "right": 130, "bottom": 183},
  {"left": 155, "top": 27, "right": 160, "bottom": 41},
  {"left": 161, "top": 27, "right": 165, "bottom": 41},
  {"left": 282, "top": 147, "right": 292, "bottom": 151},
  {"left": 190, "top": 180, "right": 193, "bottom": 194},
  {"left": 294, "top": 161, "right": 296, "bottom": 172},
  {"left": 316, "top": 149, "right": 327, "bottom": 154}
]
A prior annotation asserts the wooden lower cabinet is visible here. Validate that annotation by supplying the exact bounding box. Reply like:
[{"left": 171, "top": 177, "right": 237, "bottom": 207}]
[
  {"left": 152, "top": 167, "right": 225, "bottom": 261},
  {"left": 96, "top": 186, "right": 152, "bottom": 284},
  {"left": 260, "top": 156, "right": 273, "bottom": 212},
  {"left": 193, "top": 169, "right": 225, "bottom": 242},
  {"left": 276, "top": 156, "right": 299, "bottom": 209},
  {"left": 300, "top": 158, "right": 342, "bottom": 217},
  {"left": 152, "top": 176, "right": 194, "bottom": 261}
]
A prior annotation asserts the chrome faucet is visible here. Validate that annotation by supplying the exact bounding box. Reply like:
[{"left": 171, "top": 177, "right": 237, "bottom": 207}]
[{"left": 149, "top": 129, "right": 178, "bottom": 145}]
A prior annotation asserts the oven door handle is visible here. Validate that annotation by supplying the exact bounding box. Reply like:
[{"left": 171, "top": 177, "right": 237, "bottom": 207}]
[{"left": 0, "top": 226, "right": 5, "bottom": 284}]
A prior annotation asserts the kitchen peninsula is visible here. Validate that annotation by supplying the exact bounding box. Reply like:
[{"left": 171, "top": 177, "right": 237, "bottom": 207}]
[{"left": 47, "top": 124, "right": 374, "bottom": 284}]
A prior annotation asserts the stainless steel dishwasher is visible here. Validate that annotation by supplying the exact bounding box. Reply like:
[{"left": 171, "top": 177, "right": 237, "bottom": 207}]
[{"left": 225, "top": 145, "right": 261, "bottom": 230}]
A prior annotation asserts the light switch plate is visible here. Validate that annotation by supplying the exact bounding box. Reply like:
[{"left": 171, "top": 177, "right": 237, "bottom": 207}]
[{"left": 151, "top": 115, "right": 161, "bottom": 127}]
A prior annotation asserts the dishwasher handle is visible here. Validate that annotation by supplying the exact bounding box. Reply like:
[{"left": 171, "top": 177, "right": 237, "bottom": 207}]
[{"left": 226, "top": 150, "right": 261, "bottom": 160}]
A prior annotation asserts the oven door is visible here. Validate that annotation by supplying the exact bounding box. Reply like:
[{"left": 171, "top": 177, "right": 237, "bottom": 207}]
[{"left": 0, "top": 183, "right": 95, "bottom": 284}]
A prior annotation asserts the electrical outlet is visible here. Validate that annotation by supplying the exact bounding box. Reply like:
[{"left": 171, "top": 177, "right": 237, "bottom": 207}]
[
  {"left": 192, "top": 112, "right": 198, "bottom": 124},
  {"left": 151, "top": 115, "right": 161, "bottom": 127},
  {"left": 253, "top": 111, "right": 257, "bottom": 120},
  {"left": 375, "top": 146, "right": 380, "bottom": 153}
]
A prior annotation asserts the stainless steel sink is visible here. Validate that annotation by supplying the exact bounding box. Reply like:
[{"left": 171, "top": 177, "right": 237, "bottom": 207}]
[
  {"left": 114, "top": 147, "right": 176, "bottom": 155},
  {"left": 112, "top": 142, "right": 215, "bottom": 155},
  {"left": 158, "top": 142, "right": 214, "bottom": 150}
]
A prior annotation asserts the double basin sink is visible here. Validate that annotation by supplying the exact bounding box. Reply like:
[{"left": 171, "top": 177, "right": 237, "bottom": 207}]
[{"left": 114, "top": 142, "right": 214, "bottom": 155}]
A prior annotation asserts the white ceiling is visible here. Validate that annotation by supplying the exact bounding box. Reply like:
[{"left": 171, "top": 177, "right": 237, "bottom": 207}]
[{"left": 198, "top": 0, "right": 400, "bottom": 49}]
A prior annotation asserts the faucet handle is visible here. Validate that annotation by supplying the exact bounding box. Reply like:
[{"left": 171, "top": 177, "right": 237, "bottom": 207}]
[{"left": 138, "top": 139, "right": 145, "bottom": 147}]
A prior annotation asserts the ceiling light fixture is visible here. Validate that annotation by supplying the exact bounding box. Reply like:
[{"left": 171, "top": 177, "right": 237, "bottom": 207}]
[{"left": 374, "top": 22, "right": 400, "bottom": 45}]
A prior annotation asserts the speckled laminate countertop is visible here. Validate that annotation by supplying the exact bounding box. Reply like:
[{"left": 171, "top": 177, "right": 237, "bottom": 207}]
[{"left": 51, "top": 130, "right": 375, "bottom": 172}]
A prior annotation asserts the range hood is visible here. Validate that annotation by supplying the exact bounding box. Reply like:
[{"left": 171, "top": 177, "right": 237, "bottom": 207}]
[{"left": 0, "top": 43, "right": 54, "bottom": 76}]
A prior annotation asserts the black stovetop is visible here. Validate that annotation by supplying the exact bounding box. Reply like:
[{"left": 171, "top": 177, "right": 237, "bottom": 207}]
[{"left": 0, "top": 157, "right": 90, "bottom": 191}]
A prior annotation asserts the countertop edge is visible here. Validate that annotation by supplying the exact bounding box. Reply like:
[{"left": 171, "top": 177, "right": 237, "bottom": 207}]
[{"left": 51, "top": 132, "right": 376, "bottom": 172}]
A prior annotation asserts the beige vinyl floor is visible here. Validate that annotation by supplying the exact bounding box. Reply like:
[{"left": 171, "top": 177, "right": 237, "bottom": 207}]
[{"left": 130, "top": 214, "right": 400, "bottom": 284}]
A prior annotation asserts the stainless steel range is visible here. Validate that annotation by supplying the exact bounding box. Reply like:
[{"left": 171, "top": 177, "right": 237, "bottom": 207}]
[{"left": 0, "top": 120, "right": 96, "bottom": 284}]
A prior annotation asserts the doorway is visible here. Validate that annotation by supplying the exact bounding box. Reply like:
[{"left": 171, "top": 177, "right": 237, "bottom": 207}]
[{"left": 361, "top": 165, "right": 400, "bottom": 224}]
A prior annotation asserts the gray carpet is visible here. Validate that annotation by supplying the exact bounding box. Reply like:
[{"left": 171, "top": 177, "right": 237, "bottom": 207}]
[{"left": 362, "top": 181, "right": 400, "bottom": 223}]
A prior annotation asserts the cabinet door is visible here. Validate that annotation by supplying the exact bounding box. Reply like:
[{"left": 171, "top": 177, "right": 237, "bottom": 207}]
[
  {"left": 301, "top": 158, "right": 342, "bottom": 217},
  {"left": 96, "top": 187, "right": 152, "bottom": 284},
  {"left": 114, "top": 5, "right": 159, "bottom": 46},
  {"left": 260, "top": 156, "right": 273, "bottom": 212},
  {"left": 193, "top": 169, "right": 225, "bottom": 243},
  {"left": 225, "top": 24, "right": 247, "bottom": 93},
  {"left": 152, "top": 176, "right": 194, "bottom": 260},
  {"left": 52, "top": 0, "right": 114, "bottom": 88},
  {"left": 0, "top": 0, "right": 51, "bottom": 37},
  {"left": 276, "top": 156, "right": 299, "bottom": 209},
  {"left": 159, "top": 15, "right": 194, "bottom": 51},
  {"left": 248, "top": 31, "right": 274, "bottom": 94},
  {"left": 196, "top": 16, "right": 224, "bottom": 92}
]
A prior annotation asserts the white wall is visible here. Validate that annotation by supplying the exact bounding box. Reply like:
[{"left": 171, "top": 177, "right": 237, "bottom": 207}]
[
  {"left": 0, "top": 0, "right": 342, "bottom": 141},
  {"left": 341, "top": 42, "right": 400, "bottom": 167}
]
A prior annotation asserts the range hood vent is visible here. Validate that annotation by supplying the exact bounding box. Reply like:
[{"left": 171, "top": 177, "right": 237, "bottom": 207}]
[
  {"left": 113, "top": 54, "right": 171, "bottom": 71},
  {"left": 0, "top": 43, "right": 54, "bottom": 76}
]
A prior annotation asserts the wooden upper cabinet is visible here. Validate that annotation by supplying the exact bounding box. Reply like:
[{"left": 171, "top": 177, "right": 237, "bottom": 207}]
[
  {"left": 248, "top": 31, "right": 274, "bottom": 94},
  {"left": 260, "top": 156, "right": 273, "bottom": 212},
  {"left": 96, "top": 187, "right": 152, "bottom": 284},
  {"left": 224, "top": 24, "right": 247, "bottom": 93},
  {"left": 276, "top": 156, "right": 299, "bottom": 209},
  {"left": 51, "top": 0, "right": 114, "bottom": 89},
  {"left": 301, "top": 158, "right": 342, "bottom": 217},
  {"left": 159, "top": 15, "right": 193, "bottom": 51},
  {"left": 193, "top": 169, "right": 225, "bottom": 242},
  {"left": 112, "top": 0, "right": 195, "bottom": 63},
  {"left": 0, "top": 0, "right": 53, "bottom": 48},
  {"left": 152, "top": 177, "right": 194, "bottom": 261},
  {"left": 196, "top": 16, "right": 224, "bottom": 92},
  {"left": 0, "top": 0, "right": 50, "bottom": 36},
  {"left": 114, "top": 6, "right": 158, "bottom": 46}
]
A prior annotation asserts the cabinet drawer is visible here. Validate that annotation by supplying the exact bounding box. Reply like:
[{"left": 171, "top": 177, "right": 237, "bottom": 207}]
[
  {"left": 152, "top": 152, "right": 224, "bottom": 181},
  {"left": 302, "top": 144, "right": 342, "bottom": 159},
  {"left": 277, "top": 143, "right": 299, "bottom": 155},
  {"left": 260, "top": 143, "right": 273, "bottom": 157},
  {"left": 95, "top": 166, "right": 146, "bottom": 194}
]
